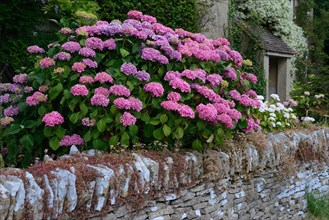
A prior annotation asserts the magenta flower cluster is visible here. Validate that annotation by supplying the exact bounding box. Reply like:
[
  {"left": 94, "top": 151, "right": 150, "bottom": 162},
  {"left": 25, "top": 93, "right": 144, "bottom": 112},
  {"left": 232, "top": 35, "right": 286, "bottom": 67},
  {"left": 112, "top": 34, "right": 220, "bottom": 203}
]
[
  {"left": 60, "top": 134, "right": 84, "bottom": 146},
  {"left": 70, "top": 84, "right": 89, "bottom": 96},
  {"left": 42, "top": 111, "right": 64, "bottom": 127},
  {"left": 26, "top": 91, "right": 47, "bottom": 106}
]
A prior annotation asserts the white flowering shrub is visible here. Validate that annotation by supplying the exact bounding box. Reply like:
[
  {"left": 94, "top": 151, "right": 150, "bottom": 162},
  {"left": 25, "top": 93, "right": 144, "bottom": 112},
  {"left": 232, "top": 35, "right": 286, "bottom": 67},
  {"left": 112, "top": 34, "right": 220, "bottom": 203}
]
[
  {"left": 256, "top": 94, "right": 298, "bottom": 132},
  {"left": 238, "top": 0, "right": 308, "bottom": 58}
]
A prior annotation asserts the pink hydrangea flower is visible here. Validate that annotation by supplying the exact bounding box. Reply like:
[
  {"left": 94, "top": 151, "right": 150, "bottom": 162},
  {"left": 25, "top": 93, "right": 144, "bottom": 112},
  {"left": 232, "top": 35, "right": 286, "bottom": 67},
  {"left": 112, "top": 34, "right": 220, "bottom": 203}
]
[
  {"left": 39, "top": 85, "right": 49, "bottom": 93},
  {"left": 71, "top": 62, "right": 86, "bottom": 73},
  {"left": 161, "top": 100, "right": 181, "bottom": 111},
  {"left": 60, "top": 134, "right": 84, "bottom": 146},
  {"left": 26, "top": 91, "right": 47, "bottom": 106},
  {"left": 94, "top": 72, "right": 114, "bottom": 83},
  {"left": 136, "top": 70, "right": 150, "bottom": 81},
  {"left": 141, "top": 15, "right": 157, "bottom": 23},
  {"left": 61, "top": 41, "right": 81, "bottom": 53},
  {"left": 82, "top": 118, "right": 96, "bottom": 127},
  {"left": 86, "top": 37, "right": 104, "bottom": 50},
  {"left": 167, "top": 92, "right": 181, "bottom": 102},
  {"left": 141, "top": 48, "right": 168, "bottom": 64},
  {"left": 244, "top": 117, "right": 261, "bottom": 132},
  {"left": 169, "top": 78, "right": 191, "bottom": 93},
  {"left": 79, "top": 47, "right": 96, "bottom": 57},
  {"left": 207, "top": 74, "right": 222, "bottom": 86},
  {"left": 113, "top": 97, "right": 131, "bottom": 110},
  {"left": 144, "top": 82, "right": 164, "bottom": 97},
  {"left": 60, "top": 27, "right": 72, "bottom": 35},
  {"left": 55, "top": 52, "right": 71, "bottom": 61},
  {"left": 70, "top": 84, "right": 89, "bottom": 96},
  {"left": 42, "top": 111, "right": 64, "bottom": 127},
  {"left": 104, "top": 39, "right": 116, "bottom": 50},
  {"left": 223, "top": 67, "right": 237, "bottom": 80},
  {"left": 90, "top": 94, "right": 109, "bottom": 107},
  {"left": 83, "top": 59, "right": 98, "bottom": 68},
  {"left": 241, "top": 72, "right": 257, "bottom": 84},
  {"left": 120, "top": 63, "right": 138, "bottom": 76},
  {"left": 181, "top": 69, "right": 198, "bottom": 80},
  {"left": 39, "top": 57, "right": 55, "bottom": 68},
  {"left": 164, "top": 71, "right": 181, "bottom": 81},
  {"left": 27, "top": 45, "right": 45, "bottom": 54},
  {"left": 196, "top": 103, "right": 218, "bottom": 123},
  {"left": 128, "top": 97, "right": 143, "bottom": 112},
  {"left": 120, "top": 112, "right": 137, "bottom": 126},
  {"left": 178, "top": 105, "right": 195, "bottom": 118},
  {"left": 109, "top": 85, "right": 131, "bottom": 97},
  {"left": 4, "top": 105, "right": 19, "bottom": 117},
  {"left": 127, "top": 10, "right": 143, "bottom": 20},
  {"left": 229, "top": 90, "right": 241, "bottom": 100},
  {"left": 95, "top": 87, "right": 111, "bottom": 96},
  {"left": 13, "top": 73, "right": 28, "bottom": 84},
  {"left": 79, "top": 76, "right": 94, "bottom": 84},
  {"left": 229, "top": 50, "right": 243, "bottom": 66},
  {"left": 217, "top": 114, "right": 234, "bottom": 128}
]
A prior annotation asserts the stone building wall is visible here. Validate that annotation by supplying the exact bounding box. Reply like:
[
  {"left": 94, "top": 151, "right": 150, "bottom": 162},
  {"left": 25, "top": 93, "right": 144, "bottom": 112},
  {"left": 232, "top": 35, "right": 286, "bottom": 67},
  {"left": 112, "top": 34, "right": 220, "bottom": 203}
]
[
  {"left": 199, "top": 0, "right": 229, "bottom": 39},
  {"left": 0, "top": 128, "right": 329, "bottom": 220}
]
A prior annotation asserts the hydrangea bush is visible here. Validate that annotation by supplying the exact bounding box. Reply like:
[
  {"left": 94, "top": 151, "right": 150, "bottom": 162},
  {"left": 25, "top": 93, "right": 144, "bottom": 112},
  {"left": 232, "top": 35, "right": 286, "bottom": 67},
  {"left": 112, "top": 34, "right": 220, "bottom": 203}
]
[{"left": 0, "top": 11, "right": 262, "bottom": 167}]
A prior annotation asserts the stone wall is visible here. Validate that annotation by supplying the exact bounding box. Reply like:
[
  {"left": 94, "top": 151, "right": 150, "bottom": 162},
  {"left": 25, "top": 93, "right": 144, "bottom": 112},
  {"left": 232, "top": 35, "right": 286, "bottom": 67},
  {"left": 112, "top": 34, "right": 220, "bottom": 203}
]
[
  {"left": 199, "top": 0, "right": 229, "bottom": 39},
  {"left": 0, "top": 128, "right": 328, "bottom": 220}
]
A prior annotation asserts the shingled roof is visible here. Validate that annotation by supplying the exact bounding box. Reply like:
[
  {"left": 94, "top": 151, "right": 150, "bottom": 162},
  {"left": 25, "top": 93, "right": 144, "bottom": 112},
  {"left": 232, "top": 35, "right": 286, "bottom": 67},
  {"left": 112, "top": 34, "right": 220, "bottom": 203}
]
[{"left": 245, "top": 25, "right": 295, "bottom": 55}]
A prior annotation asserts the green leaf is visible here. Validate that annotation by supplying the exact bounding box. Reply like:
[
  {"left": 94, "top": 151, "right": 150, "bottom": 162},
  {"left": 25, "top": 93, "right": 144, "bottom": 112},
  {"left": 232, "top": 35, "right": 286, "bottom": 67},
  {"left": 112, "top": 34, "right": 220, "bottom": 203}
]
[
  {"left": 120, "top": 48, "right": 130, "bottom": 57},
  {"left": 18, "top": 102, "right": 27, "bottom": 112},
  {"left": 141, "top": 113, "right": 150, "bottom": 123},
  {"left": 129, "top": 125, "right": 138, "bottom": 135},
  {"left": 109, "top": 135, "right": 119, "bottom": 146},
  {"left": 38, "top": 105, "right": 47, "bottom": 116},
  {"left": 149, "top": 120, "right": 160, "bottom": 125},
  {"left": 126, "top": 81, "right": 135, "bottom": 90},
  {"left": 192, "top": 139, "right": 202, "bottom": 151},
  {"left": 43, "top": 127, "right": 53, "bottom": 137},
  {"left": 96, "top": 118, "right": 107, "bottom": 132},
  {"left": 55, "top": 127, "right": 65, "bottom": 138},
  {"left": 217, "top": 128, "right": 224, "bottom": 137},
  {"left": 238, "top": 119, "right": 248, "bottom": 129},
  {"left": 95, "top": 52, "right": 105, "bottom": 63},
  {"left": 160, "top": 114, "right": 168, "bottom": 124},
  {"left": 83, "top": 130, "right": 92, "bottom": 142},
  {"left": 90, "top": 109, "right": 98, "bottom": 118},
  {"left": 163, "top": 124, "right": 171, "bottom": 137},
  {"left": 69, "top": 112, "right": 80, "bottom": 124},
  {"left": 20, "top": 134, "right": 34, "bottom": 149},
  {"left": 174, "top": 127, "right": 184, "bottom": 139},
  {"left": 63, "top": 89, "right": 71, "bottom": 99},
  {"left": 110, "top": 105, "right": 117, "bottom": 114},
  {"left": 197, "top": 121, "right": 206, "bottom": 130},
  {"left": 80, "top": 102, "right": 88, "bottom": 116},
  {"left": 153, "top": 128, "right": 164, "bottom": 140},
  {"left": 5, "top": 124, "right": 22, "bottom": 135},
  {"left": 49, "top": 136, "right": 60, "bottom": 151},
  {"left": 49, "top": 83, "right": 63, "bottom": 100},
  {"left": 143, "top": 124, "right": 154, "bottom": 138},
  {"left": 93, "top": 139, "right": 108, "bottom": 150},
  {"left": 121, "top": 131, "right": 130, "bottom": 146},
  {"left": 22, "top": 120, "right": 37, "bottom": 129},
  {"left": 91, "top": 128, "right": 100, "bottom": 139}
]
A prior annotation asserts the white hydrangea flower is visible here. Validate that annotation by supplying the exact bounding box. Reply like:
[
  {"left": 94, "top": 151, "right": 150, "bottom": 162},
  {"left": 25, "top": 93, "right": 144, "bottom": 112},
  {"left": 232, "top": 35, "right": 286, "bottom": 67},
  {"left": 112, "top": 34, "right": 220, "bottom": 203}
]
[{"left": 270, "top": 94, "right": 280, "bottom": 101}]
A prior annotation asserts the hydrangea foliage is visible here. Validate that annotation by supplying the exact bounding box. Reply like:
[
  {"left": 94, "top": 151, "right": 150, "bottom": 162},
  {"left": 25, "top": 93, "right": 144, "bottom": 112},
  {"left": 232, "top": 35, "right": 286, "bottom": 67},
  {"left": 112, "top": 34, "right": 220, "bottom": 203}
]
[{"left": 0, "top": 11, "right": 262, "bottom": 167}]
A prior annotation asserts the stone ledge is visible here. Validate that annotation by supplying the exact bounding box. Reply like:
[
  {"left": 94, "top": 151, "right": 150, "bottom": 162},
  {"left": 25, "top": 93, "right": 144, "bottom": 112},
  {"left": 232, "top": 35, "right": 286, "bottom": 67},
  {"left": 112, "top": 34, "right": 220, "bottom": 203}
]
[{"left": 0, "top": 128, "right": 328, "bottom": 219}]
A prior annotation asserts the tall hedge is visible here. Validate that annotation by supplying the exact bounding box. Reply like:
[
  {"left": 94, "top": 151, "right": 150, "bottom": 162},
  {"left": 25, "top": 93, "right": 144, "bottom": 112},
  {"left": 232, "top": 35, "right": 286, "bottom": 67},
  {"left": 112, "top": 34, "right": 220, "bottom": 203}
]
[{"left": 96, "top": 0, "right": 200, "bottom": 32}]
